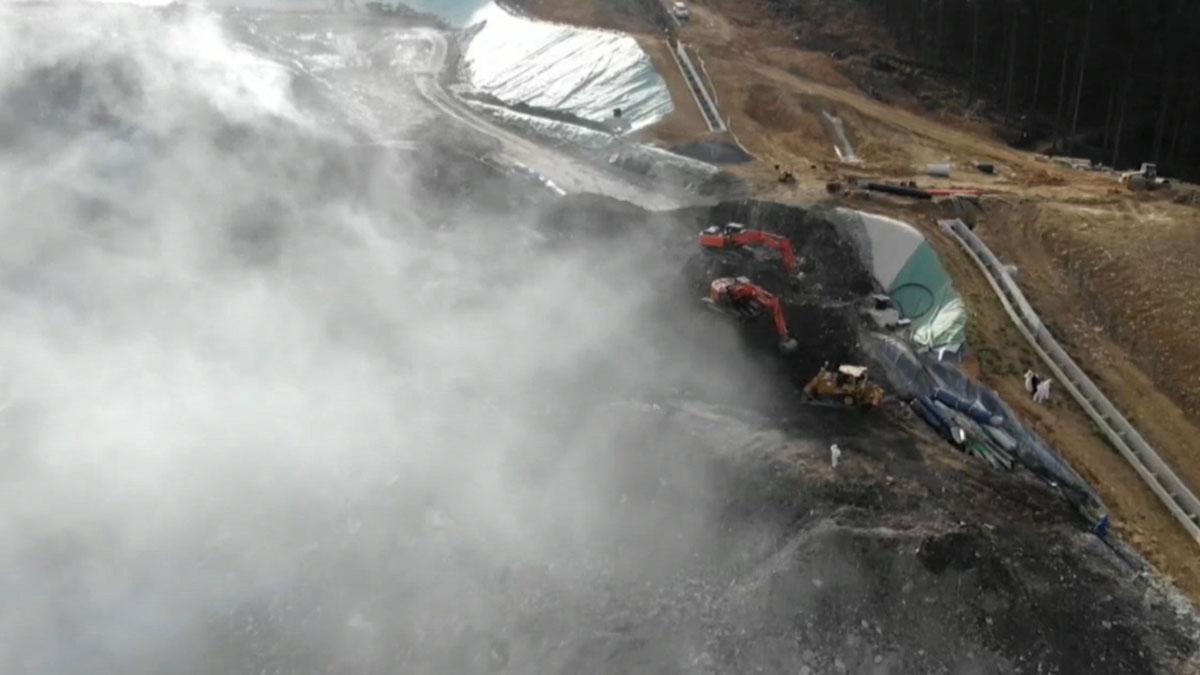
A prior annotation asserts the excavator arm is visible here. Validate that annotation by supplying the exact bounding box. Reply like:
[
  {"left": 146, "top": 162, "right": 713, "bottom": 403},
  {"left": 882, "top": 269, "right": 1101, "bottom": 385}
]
[
  {"left": 730, "top": 230, "right": 798, "bottom": 275},
  {"left": 699, "top": 224, "right": 799, "bottom": 276},
  {"left": 757, "top": 291, "right": 793, "bottom": 346},
  {"left": 724, "top": 283, "right": 784, "bottom": 338},
  {"left": 708, "top": 277, "right": 798, "bottom": 352}
]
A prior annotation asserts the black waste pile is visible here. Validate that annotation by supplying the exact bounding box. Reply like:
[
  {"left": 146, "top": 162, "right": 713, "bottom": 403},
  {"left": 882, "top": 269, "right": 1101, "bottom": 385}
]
[
  {"left": 4, "top": 3, "right": 1196, "bottom": 669},
  {"left": 668, "top": 201, "right": 877, "bottom": 384},
  {"left": 523, "top": 195, "right": 1199, "bottom": 673}
]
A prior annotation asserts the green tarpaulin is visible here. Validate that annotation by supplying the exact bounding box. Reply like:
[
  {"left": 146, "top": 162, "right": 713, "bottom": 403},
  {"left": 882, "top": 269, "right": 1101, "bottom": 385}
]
[{"left": 887, "top": 241, "right": 967, "bottom": 351}]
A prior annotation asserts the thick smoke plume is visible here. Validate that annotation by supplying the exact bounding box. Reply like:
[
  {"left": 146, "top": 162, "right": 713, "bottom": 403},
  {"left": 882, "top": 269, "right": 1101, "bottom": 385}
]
[{"left": 0, "top": 4, "right": 779, "bottom": 673}]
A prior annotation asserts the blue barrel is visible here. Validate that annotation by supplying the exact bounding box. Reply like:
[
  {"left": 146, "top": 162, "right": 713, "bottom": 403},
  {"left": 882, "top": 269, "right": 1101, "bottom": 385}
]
[
  {"left": 912, "top": 396, "right": 952, "bottom": 440},
  {"left": 933, "top": 388, "right": 1003, "bottom": 426},
  {"left": 983, "top": 425, "right": 1019, "bottom": 452}
]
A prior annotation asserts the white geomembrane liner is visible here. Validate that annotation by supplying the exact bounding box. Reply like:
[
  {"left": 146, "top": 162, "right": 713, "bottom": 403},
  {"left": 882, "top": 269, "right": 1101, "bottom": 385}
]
[
  {"left": 846, "top": 210, "right": 924, "bottom": 288},
  {"left": 839, "top": 209, "right": 967, "bottom": 350},
  {"left": 460, "top": 3, "right": 674, "bottom": 133}
]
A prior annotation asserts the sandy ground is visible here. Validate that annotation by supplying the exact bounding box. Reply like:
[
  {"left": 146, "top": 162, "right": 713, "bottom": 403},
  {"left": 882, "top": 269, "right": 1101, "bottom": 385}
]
[{"left": 509, "top": 0, "right": 1200, "bottom": 605}]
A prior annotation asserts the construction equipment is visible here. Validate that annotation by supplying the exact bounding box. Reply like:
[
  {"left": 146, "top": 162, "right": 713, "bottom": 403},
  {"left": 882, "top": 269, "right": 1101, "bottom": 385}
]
[
  {"left": 705, "top": 276, "right": 798, "bottom": 353},
  {"left": 698, "top": 223, "right": 799, "bottom": 277},
  {"left": 803, "top": 363, "right": 886, "bottom": 409},
  {"left": 1121, "top": 162, "right": 1171, "bottom": 192}
]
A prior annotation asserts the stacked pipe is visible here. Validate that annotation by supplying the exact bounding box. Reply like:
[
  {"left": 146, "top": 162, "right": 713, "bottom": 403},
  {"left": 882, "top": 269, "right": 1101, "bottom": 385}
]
[{"left": 911, "top": 390, "right": 1016, "bottom": 471}]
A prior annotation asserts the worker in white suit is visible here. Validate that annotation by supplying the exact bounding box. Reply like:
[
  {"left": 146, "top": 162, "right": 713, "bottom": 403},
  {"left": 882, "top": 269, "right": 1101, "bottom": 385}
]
[{"left": 1033, "top": 378, "right": 1053, "bottom": 404}]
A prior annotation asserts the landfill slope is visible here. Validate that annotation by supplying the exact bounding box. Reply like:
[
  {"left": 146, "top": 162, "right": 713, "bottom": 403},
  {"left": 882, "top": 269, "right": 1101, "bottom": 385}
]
[
  {"left": 530, "top": 195, "right": 1200, "bottom": 675},
  {"left": 512, "top": 0, "right": 1200, "bottom": 606},
  {"left": 1, "top": 3, "right": 1197, "bottom": 674}
]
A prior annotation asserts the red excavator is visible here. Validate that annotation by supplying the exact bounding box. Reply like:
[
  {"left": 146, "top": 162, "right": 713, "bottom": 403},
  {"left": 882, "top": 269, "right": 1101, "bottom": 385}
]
[
  {"left": 705, "top": 276, "right": 798, "bottom": 353},
  {"left": 698, "top": 223, "right": 799, "bottom": 277}
]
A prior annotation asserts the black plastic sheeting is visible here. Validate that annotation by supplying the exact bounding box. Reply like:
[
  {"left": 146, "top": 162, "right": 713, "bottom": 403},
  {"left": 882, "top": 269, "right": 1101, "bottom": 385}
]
[
  {"left": 864, "top": 182, "right": 933, "bottom": 200},
  {"left": 863, "top": 332, "right": 1103, "bottom": 514},
  {"left": 668, "top": 141, "right": 754, "bottom": 165}
]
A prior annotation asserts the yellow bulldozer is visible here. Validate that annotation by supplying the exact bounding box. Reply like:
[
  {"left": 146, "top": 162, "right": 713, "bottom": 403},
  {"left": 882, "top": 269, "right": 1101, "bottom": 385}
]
[{"left": 803, "top": 364, "right": 886, "bottom": 409}]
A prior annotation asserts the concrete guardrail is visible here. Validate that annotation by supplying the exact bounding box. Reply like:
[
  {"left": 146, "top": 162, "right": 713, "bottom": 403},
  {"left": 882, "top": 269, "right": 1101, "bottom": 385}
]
[
  {"left": 667, "top": 40, "right": 725, "bottom": 133},
  {"left": 941, "top": 218, "right": 1200, "bottom": 547}
]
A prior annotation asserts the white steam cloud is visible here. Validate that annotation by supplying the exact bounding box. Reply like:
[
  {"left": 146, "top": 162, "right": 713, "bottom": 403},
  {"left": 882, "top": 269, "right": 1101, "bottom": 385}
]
[{"left": 0, "top": 4, "right": 774, "bottom": 673}]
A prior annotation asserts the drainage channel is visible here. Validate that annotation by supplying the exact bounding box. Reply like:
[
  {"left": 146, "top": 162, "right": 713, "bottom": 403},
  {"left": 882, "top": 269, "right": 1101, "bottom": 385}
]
[
  {"left": 941, "top": 218, "right": 1200, "bottom": 547},
  {"left": 821, "top": 110, "right": 860, "bottom": 164},
  {"left": 667, "top": 39, "right": 725, "bottom": 133}
]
